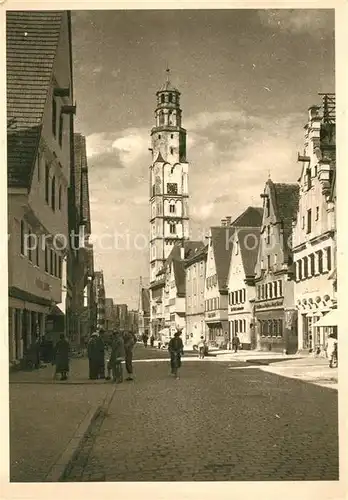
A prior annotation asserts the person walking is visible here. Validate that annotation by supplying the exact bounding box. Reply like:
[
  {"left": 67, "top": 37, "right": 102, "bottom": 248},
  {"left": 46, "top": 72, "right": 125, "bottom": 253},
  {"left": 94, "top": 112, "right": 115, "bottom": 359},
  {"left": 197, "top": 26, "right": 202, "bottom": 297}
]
[
  {"left": 232, "top": 334, "right": 240, "bottom": 353},
  {"left": 142, "top": 332, "right": 149, "bottom": 348},
  {"left": 53, "top": 333, "right": 70, "bottom": 381},
  {"left": 326, "top": 333, "right": 338, "bottom": 368},
  {"left": 150, "top": 334, "right": 155, "bottom": 347},
  {"left": 168, "top": 330, "right": 184, "bottom": 379},
  {"left": 87, "top": 332, "right": 100, "bottom": 380},
  {"left": 197, "top": 336, "right": 207, "bottom": 359},
  {"left": 109, "top": 331, "right": 125, "bottom": 383},
  {"left": 124, "top": 331, "right": 136, "bottom": 381}
]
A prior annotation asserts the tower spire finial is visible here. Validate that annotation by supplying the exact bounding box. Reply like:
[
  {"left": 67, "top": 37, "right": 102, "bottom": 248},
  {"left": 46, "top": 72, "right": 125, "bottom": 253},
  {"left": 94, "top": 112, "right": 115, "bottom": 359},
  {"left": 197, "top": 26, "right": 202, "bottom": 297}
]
[{"left": 166, "top": 66, "right": 170, "bottom": 82}]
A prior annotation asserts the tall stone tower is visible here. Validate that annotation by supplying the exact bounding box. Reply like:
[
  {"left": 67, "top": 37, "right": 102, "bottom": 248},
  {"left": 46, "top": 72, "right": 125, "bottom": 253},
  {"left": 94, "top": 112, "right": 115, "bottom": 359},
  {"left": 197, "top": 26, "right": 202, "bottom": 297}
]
[{"left": 149, "top": 71, "right": 189, "bottom": 283}]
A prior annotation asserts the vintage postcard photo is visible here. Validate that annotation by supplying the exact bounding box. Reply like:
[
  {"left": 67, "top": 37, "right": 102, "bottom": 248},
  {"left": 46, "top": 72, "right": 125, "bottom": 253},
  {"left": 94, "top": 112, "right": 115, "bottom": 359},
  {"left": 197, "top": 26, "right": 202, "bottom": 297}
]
[{"left": 2, "top": 2, "right": 346, "bottom": 496}]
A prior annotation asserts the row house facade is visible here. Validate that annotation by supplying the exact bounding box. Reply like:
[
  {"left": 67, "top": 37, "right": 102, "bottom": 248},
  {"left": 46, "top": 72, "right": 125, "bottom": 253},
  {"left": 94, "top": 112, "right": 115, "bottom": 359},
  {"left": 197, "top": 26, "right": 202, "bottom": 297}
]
[
  {"left": 292, "top": 99, "right": 336, "bottom": 352},
  {"left": 227, "top": 227, "right": 260, "bottom": 350},
  {"left": 94, "top": 271, "right": 106, "bottom": 330},
  {"left": 205, "top": 207, "right": 263, "bottom": 348},
  {"left": 184, "top": 245, "right": 208, "bottom": 346},
  {"left": 138, "top": 288, "right": 150, "bottom": 338},
  {"left": 7, "top": 11, "right": 76, "bottom": 365},
  {"left": 254, "top": 180, "right": 300, "bottom": 354}
]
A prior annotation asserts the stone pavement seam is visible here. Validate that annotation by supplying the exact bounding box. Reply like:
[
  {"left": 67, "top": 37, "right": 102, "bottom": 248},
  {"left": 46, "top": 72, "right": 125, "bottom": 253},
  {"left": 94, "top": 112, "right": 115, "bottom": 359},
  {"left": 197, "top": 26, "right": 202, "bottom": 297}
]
[
  {"left": 44, "top": 386, "right": 116, "bottom": 482},
  {"left": 59, "top": 385, "right": 117, "bottom": 482}
]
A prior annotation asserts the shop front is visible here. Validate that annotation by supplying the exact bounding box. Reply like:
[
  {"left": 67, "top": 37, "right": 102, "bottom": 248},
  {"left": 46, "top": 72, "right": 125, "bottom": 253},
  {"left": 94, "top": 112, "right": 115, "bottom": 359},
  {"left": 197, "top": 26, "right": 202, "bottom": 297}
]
[
  {"left": 296, "top": 294, "right": 336, "bottom": 353},
  {"left": 205, "top": 311, "right": 229, "bottom": 348},
  {"left": 254, "top": 299, "right": 298, "bottom": 354}
]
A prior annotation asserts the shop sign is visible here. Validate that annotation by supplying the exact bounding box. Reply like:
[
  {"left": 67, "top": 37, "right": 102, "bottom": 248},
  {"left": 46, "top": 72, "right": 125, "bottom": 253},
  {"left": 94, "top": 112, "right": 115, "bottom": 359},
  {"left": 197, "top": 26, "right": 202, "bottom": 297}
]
[
  {"left": 229, "top": 306, "right": 244, "bottom": 312},
  {"left": 255, "top": 299, "right": 283, "bottom": 310}
]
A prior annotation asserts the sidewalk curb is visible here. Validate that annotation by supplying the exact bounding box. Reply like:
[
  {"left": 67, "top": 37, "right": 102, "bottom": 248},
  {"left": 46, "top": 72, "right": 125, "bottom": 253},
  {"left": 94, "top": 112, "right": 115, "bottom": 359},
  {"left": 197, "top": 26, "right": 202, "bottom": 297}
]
[
  {"left": 258, "top": 366, "right": 338, "bottom": 390},
  {"left": 44, "top": 387, "right": 116, "bottom": 482}
]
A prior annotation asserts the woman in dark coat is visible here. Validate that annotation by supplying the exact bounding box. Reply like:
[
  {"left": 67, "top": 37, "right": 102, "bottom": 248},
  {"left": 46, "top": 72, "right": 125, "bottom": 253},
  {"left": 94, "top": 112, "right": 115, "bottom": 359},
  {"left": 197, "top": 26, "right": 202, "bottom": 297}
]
[{"left": 54, "top": 334, "right": 70, "bottom": 381}]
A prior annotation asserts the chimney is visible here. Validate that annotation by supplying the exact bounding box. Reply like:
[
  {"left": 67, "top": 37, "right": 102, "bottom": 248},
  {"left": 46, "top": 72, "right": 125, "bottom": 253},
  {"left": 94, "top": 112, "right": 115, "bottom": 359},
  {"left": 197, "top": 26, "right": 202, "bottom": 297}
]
[
  {"left": 221, "top": 218, "right": 227, "bottom": 227},
  {"left": 225, "top": 216, "right": 232, "bottom": 225}
]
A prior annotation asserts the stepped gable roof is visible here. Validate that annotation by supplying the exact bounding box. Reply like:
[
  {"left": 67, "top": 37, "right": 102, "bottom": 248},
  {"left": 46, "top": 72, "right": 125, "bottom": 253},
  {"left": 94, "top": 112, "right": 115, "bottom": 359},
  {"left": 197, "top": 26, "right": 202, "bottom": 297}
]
[
  {"left": 236, "top": 227, "right": 261, "bottom": 277},
  {"left": 141, "top": 288, "right": 150, "bottom": 314},
  {"left": 268, "top": 180, "right": 300, "bottom": 260},
  {"left": 210, "top": 226, "right": 236, "bottom": 291},
  {"left": 7, "top": 11, "right": 64, "bottom": 188}
]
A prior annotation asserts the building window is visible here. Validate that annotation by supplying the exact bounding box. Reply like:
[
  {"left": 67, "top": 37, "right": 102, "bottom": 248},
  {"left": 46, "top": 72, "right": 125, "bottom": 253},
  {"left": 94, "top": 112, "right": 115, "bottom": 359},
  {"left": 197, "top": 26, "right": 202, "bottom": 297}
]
[
  {"left": 310, "top": 253, "right": 315, "bottom": 276},
  {"left": 302, "top": 216, "right": 305, "bottom": 230},
  {"left": 169, "top": 222, "right": 176, "bottom": 234},
  {"left": 59, "top": 114, "right": 63, "bottom": 147},
  {"left": 161, "top": 94, "right": 165, "bottom": 103},
  {"left": 20, "top": 220, "right": 25, "bottom": 255},
  {"left": 52, "top": 98, "right": 57, "bottom": 136},
  {"left": 266, "top": 225, "right": 271, "bottom": 244},
  {"left": 170, "top": 147, "right": 174, "bottom": 154},
  {"left": 51, "top": 176, "right": 56, "bottom": 211},
  {"left": 306, "top": 168, "right": 312, "bottom": 190},
  {"left": 315, "top": 206, "right": 319, "bottom": 221},
  {"left": 266, "top": 197, "right": 270, "bottom": 217},
  {"left": 326, "top": 247, "right": 332, "bottom": 271},
  {"left": 297, "top": 260, "right": 302, "bottom": 280},
  {"left": 50, "top": 249, "right": 53, "bottom": 275},
  {"left": 167, "top": 183, "right": 178, "bottom": 195},
  {"left": 45, "top": 245, "right": 48, "bottom": 272},
  {"left": 273, "top": 281, "right": 277, "bottom": 297},
  {"left": 278, "top": 280, "right": 282, "bottom": 296},
  {"left": 267, "top": 254, "right": 271, "bottom": 270},
  {"left": 54, "top": 253, "right": 57, "bottom": 277},
  {"left": 169, "top": 93, "right": 173, "bottom": 103},
  {"left": 28, "top": 229, "right": 32, "bottom": 262},
  {"left": 317, "top": 250, "right": 323, "bottom": 274},
  {"left": 303, "top": 256, "right": 309, "bottom": 279},
  {"left": 36, "top": 238, "right": 40, "bottom": 267},
  {"left": 307, "top": 209, "right": 312, "bottom": 234},
  {"left": 268, "top": 283, "right": 273, "bottom": 299},
  {"left": 45, "top": 163, "right": 50, "bottom": 204},
  {"left": 278, "top": 319, "right": 283, "bottom": 337},
  {"left": 58, "top": 185, "right": 62, "bottom": 210},
  {"left": 169, "top": 203, "right": 175, "bottom": 213},
  {"left": 314, "top": 165, "right": 318, "bottom": 177}
]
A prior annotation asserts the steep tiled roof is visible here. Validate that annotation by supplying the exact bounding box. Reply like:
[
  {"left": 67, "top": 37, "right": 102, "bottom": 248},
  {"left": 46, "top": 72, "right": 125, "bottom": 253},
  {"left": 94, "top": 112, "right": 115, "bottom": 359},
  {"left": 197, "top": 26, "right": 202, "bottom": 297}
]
[
  {"left": 271, "top": 181, "right": 300, "bottom": 259},
  {"left": 7, "top": 11, "right": 64, "bottom": 188},
  {"left": 211, "top": 226, "right": 236, "bottom": 291},
  {"left": 173, "top": 259, "right": 186, "bottom": 296},
  {"left": 231, "top": 206, "right": 263, "bottom": 227},
  {"left": 141, "top": 288, "right": 150, "bottom": 314},
  {"left": 237, "top": 227, "right": 260, "bottom": 277}
]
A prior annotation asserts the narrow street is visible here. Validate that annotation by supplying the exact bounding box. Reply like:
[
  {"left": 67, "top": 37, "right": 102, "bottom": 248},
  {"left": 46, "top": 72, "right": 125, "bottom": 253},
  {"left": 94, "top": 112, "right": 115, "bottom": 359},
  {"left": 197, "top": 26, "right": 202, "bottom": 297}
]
[{"left": 59, "top": 346, "right": 338, "bottom": 482}]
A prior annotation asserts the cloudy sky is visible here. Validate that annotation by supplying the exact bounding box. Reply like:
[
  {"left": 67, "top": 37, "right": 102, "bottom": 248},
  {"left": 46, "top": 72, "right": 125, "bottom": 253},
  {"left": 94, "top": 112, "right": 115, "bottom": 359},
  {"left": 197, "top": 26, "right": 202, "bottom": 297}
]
[{"left": 71, "top": 9, "right": 334, "bottom": 308}]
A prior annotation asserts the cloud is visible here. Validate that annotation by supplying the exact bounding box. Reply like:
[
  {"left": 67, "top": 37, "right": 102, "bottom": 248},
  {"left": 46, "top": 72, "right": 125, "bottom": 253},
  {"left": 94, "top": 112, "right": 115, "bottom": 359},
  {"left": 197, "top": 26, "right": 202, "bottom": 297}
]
[
  {"left": 112, "top": 128, "right": 149, "bottom": 166},
  {"left": 257, "top": 9, "right": 334, "bottom": 37}
]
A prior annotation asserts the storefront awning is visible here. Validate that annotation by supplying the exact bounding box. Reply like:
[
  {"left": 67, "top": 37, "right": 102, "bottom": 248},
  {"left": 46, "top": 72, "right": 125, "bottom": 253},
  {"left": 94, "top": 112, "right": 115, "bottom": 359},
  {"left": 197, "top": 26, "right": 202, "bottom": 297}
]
[{"left": 313, "top": 308, "right": 338, "bottom": 328}]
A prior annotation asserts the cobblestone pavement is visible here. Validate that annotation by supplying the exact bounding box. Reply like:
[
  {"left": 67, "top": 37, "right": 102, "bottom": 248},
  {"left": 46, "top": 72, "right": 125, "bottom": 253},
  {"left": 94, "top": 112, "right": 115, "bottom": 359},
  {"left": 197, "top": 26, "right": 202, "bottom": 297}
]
[
  {"left": 10, "top": 382, "right": 114, "bottom": 482},
  {"left": 64, "top": 359, "right": 339, "bottom": 482}
]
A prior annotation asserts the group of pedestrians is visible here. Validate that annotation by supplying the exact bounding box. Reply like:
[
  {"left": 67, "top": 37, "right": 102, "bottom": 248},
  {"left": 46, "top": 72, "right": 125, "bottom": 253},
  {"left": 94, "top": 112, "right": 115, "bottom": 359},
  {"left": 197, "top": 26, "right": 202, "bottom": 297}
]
[{"left": 88, "top": 330, "right": 137, "bottom": 383}]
